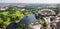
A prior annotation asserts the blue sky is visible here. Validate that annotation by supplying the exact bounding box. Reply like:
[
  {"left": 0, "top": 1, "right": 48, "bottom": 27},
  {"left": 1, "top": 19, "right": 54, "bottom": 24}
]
[{"left": 0, "top": 0, "right": 60, "bottom": 4}]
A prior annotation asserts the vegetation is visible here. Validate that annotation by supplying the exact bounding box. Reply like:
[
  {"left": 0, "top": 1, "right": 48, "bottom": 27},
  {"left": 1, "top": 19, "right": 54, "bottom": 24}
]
[
  {"left": 0, "top": 7, "right": 30, "bottom": 29},
  {"left": 0, "top": 6, "right": 60, "bottom": 29}
]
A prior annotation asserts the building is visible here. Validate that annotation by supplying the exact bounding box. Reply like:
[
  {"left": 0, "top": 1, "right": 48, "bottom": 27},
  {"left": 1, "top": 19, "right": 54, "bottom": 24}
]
[
  {"left": 38, "top": 9, "right": 56, "bottom": 15},
  {"left": 28, "top": 24, "right": 44, "bottom": 29}
]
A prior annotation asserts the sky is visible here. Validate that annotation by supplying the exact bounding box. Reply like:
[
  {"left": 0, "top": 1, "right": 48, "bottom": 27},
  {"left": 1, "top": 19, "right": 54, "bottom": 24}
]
[{"left": 0, "top": 0, "right": 60, "bottom": 4}]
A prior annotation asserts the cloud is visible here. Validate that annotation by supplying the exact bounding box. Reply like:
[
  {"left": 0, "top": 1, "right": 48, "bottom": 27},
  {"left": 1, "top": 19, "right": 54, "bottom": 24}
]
[{"left": 0, "top": 0, "right": 60, "bottom": 4}]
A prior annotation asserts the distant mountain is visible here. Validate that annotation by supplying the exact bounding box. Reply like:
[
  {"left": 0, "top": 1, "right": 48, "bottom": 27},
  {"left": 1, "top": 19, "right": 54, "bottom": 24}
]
[{"left": 0, "top": 3, "right": 60, "bottom": 7}]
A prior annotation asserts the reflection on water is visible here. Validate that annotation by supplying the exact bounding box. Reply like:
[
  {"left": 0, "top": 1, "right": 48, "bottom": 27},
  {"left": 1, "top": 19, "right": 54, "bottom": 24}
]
[{"left": 20, "top": 13, "right": 38, "bottom": 24}]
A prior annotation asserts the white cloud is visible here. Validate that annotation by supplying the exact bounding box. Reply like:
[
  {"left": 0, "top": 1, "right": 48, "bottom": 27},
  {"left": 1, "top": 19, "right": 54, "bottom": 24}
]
[{"left": 0, "top": 0, "right": 60, "bottom": 4}]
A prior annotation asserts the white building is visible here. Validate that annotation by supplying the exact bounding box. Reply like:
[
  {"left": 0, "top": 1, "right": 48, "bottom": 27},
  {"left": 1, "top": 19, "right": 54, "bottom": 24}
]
[
  {"left": 0, "top": 7, "right": 8, "bottom": 10},
  {"left": 38, "top": 9, "right": 56, "bottom": 15},
  {"left": 28, "top": 24, "right": 44, "bottom": 29}
]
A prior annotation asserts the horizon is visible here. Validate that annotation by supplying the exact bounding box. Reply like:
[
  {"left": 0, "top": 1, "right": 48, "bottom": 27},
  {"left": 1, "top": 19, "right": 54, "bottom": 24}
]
[
  {"left": 0, "top": 3, "right": 60, "bottom": 4},
  {"left": 0, "top": 0, "right": 60, "bottom": 4}
]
